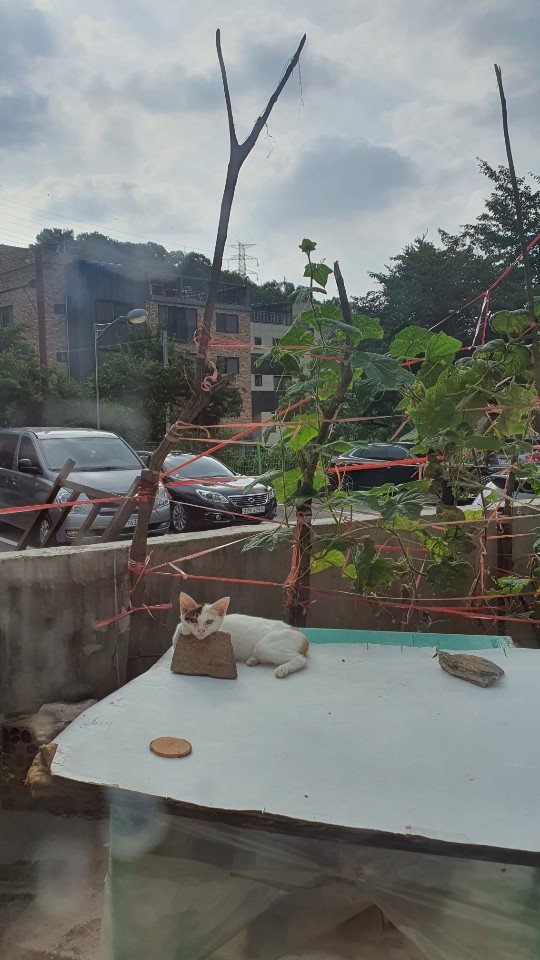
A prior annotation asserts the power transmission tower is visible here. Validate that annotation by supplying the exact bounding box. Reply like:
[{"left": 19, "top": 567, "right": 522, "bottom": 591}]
[{"left": 227, "top": 241, "right": 259, "bottom": 279}]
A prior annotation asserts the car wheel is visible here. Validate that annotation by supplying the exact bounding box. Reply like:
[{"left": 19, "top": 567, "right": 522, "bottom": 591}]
[
  {"left": 170, "top": 501, "right": 192, "bottom": 533},
  {"left": 34, "top": 512, "right": 55, "bottom": 547}
]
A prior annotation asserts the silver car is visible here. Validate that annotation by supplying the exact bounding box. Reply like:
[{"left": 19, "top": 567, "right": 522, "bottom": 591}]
[{"left": 0, "top": 428, "right": 170, "bottom": 547}]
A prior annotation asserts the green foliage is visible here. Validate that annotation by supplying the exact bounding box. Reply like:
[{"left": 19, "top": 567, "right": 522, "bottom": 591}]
[
  {"left": 487, "top": 575, "right": 532, "bottom": 596},
  {"left": 352, "top": 352, "right": 414, "bottom": 391},
  {"left": 425, "top": 559, "right": 473, "bottom": 596},
  {"left": 304, "top": 261, "right": 333, "bottom": 289},
  {"left": 491, "top": 310, "right": 530, "bottom": 337},
  {"left": 95, "top": 326, "right": 242, "bottom": 446},
  {"left": 352, "top": 538, "right": 395, "bottom": 594},
  {"left": 241, "top": 525, "right": 293, "bottom": 553},
  {"left": 0, "top": 326, "right": 82, "bottom": 427},
  {"left": 311, "top": 549, "right": 346, "bottom": 574},
  {"left": 245, "top": 222, "right": 539, "bottom": 627}
]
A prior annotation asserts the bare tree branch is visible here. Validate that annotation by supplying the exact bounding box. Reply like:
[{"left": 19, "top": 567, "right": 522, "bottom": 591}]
[
  {"left": 216, "top": 29, "right": 238, "bottom": 150},
  {"left": 128, "top": 30, "right": 306, "bottom": 616},
  {"left": 242, "top": 35, "right": 306, "bottom": 155},
  {"left": 494, "top": 65, "right": 535, "bottom": 320}
]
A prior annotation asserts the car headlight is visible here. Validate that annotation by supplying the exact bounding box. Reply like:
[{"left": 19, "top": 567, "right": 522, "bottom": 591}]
[
  {"left": 154, "top": 482, "right": 169, "bottom": 508},
  {"left": 195, "top": 488, "right": 229, "bottom": 505},
  {"left": 54, "top": 487, "right": 88, "bottom": 515},
  {"left": 267, "top": 486, "right": 275, "bottom": 499}
]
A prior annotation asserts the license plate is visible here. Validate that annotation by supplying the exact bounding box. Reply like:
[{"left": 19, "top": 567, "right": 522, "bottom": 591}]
[
  {"left": 125, "top": 515, "right": 137, "bottom": 528},
  {"left": 241, "top": 505, "right": 265, "bottom": 515}
]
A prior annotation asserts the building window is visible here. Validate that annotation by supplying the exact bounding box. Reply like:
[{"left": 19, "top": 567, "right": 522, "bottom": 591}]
[
  {"left": 95, "top": 300, "right": 132, "bottom": 324},
  {"left": 53, "top": 302, "right": 66, "bottom": 315},
  {"left": 56, "top": 351, "right": 68, "bottom": 363},
  {"left": 218, "top": 357, "right": 240, "bottom": 375},
  {"left": 273, "top": 375, "right": 291, "bottom": 391},
  {"left": 158, "top": 305, "right": 197, "bottom": 343},
  {"left": 254, "top": 374, "right": 263, "bottom": 387},
  {"left": 216, "top": 313, "right": 239, "bottom": 334},
  {"left": 0, "top": 305, "right": 13, "bottom": 328},
  {"left": 253, "top": 336, "right": 262, "bottom": 346}
]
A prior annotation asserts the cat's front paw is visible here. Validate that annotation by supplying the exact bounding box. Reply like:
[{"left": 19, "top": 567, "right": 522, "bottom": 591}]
[
  {"left": 275, "top": 665, "right": 289, "bottom": 678},
  {"left": 246, "top": 656, "right": 260, "bottom": 667}
]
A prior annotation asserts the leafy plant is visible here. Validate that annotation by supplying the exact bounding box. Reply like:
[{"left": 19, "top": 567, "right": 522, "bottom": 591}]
[{"left": 244, "top": 235, "right": 540, "bottom": 633}]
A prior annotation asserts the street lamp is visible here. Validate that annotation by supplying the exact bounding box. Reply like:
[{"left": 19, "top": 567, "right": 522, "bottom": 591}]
[{"left": 94, "top": 308, "right": 148, "bottom": 429}]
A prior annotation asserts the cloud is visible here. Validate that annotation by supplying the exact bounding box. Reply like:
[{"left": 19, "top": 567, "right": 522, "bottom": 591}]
[
  {"left": 235, "top": 39, "right": 341, "bottom": 98},
  {"left": 1, "top": 0, "right": 540, "bottom": 295},
  {"left": 0, "top": 92, "right": 49, "bottom": 148},
  {"left": 264, "top": 136, "right": 417, "bottom": 223},
  {"left": 0, "top": 3, "right": 55, "bottom": 82},
  {"left": 87, "top": 65, "right": 223, "bottom": 115},
  {"left": 31, "top": 175, "right": 192, "bottom": 238}
]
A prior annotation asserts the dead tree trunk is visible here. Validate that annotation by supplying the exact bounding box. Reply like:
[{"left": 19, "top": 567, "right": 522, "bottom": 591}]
[
  {"left": 128, "top": 29, "right": 306, "bottom": 615},
  {"left": 494, "top": 65, "right": 540, "bottom": 406},
  {"left": 494, "top": 65, "right": 540, "bottom": 644},
  {"left": 286, "top": 262, "right": 355, "bottom": 627}
]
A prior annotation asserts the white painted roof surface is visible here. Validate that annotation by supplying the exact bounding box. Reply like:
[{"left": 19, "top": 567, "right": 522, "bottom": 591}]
[{"left": 52, "top": 645, "right": 540, "bottom": 854}]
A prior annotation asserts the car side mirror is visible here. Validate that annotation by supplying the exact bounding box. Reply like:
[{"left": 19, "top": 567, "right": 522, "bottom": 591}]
[
  {"left": 18, "top": 458, "right": 40, "bottom": 474},
  {"left": 139, "top": 452, "right": 151, "bottom": 467}
]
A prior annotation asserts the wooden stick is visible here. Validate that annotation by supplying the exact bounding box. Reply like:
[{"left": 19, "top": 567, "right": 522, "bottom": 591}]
[
  {"left": 16, "top": 458, "right": 75, "bottom": 550},
  {"left": 286, "top": 262, "right": 355, "bottom": 627}
]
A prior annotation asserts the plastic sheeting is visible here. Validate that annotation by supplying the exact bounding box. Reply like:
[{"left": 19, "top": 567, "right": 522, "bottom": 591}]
[{"left": 103, "top": 795, "right": 540, "bottom": 960}]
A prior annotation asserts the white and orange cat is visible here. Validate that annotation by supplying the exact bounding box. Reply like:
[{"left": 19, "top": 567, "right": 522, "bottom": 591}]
[{"left": 172, "top": 593, "right": 309, "bottom": 678}]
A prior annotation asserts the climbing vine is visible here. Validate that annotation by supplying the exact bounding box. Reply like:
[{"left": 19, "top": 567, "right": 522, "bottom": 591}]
[{"left": 243, "top": 240, "right": 540, "bottom": 633}]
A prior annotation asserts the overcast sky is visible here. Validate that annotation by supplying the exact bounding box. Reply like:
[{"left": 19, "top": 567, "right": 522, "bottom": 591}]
[{"left": 1, "top": 0, "right": 539, "bottom": 295}]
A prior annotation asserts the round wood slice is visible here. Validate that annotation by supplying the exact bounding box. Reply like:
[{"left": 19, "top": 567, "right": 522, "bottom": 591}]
[{"left": 149, "top": 736, "right": 192, "bottom": 758}]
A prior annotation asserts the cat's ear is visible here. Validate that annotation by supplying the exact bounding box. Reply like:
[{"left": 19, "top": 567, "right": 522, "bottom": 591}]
[
  {"left": 179, "top": 592, "right": 198, "bottom": 614},
  {"left": 210, "top": 597, "right": 230, "bottom": 618}
]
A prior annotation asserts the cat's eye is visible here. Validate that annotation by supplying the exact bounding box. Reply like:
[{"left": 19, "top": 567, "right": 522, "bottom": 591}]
[{"left": 206, "top": 619, "right": 213, "bottom": 625}]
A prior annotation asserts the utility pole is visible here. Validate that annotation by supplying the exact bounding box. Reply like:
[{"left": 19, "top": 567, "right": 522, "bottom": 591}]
[{"left": 227, "top": 240, "right": 259, "bottom": 278}]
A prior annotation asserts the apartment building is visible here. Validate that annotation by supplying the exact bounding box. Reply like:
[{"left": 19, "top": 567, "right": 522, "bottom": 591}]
[
  {"left": 250, "top": 302, "right": 293, "bottom": 420},
  {"left": 0, "top": 245, "right": 252, "bottom": 419}
]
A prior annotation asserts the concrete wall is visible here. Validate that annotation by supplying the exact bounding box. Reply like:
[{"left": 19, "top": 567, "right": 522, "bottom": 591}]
[{"left": 0, "top": 517, "right": 531, "bottom": 718}]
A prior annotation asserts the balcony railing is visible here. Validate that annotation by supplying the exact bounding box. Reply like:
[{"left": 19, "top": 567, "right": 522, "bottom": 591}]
[
  {"left": 150, "top": 275, "right": 248, "bottom": 308},
  {"left": 251, "top": 308, "right": 293, "bottom": 325}
]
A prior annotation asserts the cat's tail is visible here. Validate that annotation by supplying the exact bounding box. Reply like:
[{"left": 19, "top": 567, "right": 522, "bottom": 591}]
[{"left": 275, "top": 654, "right": 308, "bottom": 679}]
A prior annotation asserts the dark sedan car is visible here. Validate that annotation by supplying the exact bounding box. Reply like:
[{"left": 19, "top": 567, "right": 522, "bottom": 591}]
[
  {"left": 157, "top": 453, "right": 278, "bottom": 532},
  {"left": 327, "top": 442, "right": 427, "bottom": 491}
]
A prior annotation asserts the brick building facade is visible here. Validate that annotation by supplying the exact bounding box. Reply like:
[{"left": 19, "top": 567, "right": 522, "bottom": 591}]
[{"left": 0, "top": 245, "right": 252, "bottom": 420}]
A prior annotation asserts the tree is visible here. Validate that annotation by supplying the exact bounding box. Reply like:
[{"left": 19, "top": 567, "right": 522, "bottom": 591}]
[
  {"left": 441, "top": 161, "right": 540, "bottom": 269},
  {"left": 31, "top": 227, "right": 75, "bottom": 251},
  {"left": 367, "top": 162, "right": 540, "bottom": 344},
  {"left": 177, "top": 251, "right": 212, "bottom": 278},
  {"left": 0, "top": 325, "right": 81, "bottom": 426},
  {"left": 94, "top": 326, "right": 243, "bottom": 447},
  {"left": 370, "top": 236, "right": 492, "bottom": 343}
]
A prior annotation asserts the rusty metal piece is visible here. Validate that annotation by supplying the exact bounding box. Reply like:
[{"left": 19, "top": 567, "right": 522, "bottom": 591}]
[{"left": 438, "top": 651, "right": 504, "bottom": 687}]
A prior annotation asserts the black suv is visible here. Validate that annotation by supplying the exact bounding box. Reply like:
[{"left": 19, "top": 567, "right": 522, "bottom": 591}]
[
  {"left": 327, "top": 443, "right": 426, "bottom": 491},
  {"left": 140, "top": 452, "right": 278, "bottom": 532}
]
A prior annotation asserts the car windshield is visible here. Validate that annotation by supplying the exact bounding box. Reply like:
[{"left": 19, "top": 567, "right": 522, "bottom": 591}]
[
  {"left": 40, "top": 437, "right": 141, "bottom": 471},
  {"left": 164, "top": 455, "right": 234, "bottom": 479}
]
